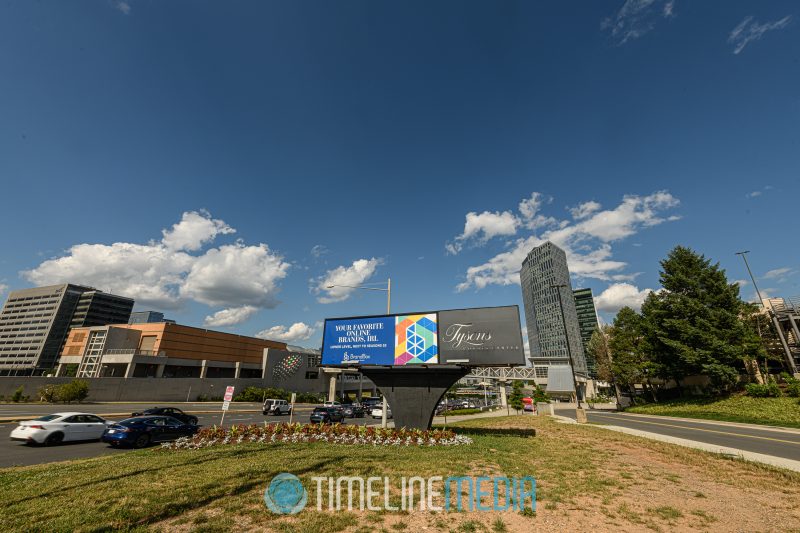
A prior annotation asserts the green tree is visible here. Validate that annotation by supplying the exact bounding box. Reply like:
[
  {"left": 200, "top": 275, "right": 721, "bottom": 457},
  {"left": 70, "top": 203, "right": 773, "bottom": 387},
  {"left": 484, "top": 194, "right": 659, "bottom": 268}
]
[
  {"left": 608, "top": 307, "right": 651, "bottom": 399},
  {"left": 509, "top": 381, "right": 524, "bottom": 413},
  {"left": 532, "top": 384, "right": 550, "bottom": 403},
  {"left": 586, "top": 324, "right": 621, "bottom": 405},
  {"left": 640, "top": 246, "right": 762, "bottom": 394}
]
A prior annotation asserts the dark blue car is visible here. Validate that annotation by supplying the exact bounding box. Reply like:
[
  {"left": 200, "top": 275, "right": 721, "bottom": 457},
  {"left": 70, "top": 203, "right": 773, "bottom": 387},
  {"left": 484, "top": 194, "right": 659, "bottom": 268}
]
[{"left": 101, "top": 415, "right": 199, "bottom": 448}]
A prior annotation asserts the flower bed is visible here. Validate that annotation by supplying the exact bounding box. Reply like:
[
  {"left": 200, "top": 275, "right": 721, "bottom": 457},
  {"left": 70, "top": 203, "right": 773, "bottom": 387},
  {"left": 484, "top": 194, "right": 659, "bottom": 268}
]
[{"left": 161, "top": 423, "right": 473, "bottom": 449}]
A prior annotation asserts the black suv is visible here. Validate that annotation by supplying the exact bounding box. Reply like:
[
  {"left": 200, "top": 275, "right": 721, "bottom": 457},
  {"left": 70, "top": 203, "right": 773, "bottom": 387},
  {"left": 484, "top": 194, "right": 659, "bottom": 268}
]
[{"left": 131, "top": 407, "right": 199, "bottom": 426}]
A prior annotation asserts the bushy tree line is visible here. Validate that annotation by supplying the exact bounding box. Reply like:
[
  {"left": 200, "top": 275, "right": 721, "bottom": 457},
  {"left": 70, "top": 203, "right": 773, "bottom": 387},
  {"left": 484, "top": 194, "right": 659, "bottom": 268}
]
[
  {"left": 588, "top": 246, "right": 780, "bottom": 399},
  {"left": 231, "top": 386, "right": 323, "bottom": 404},
  {"left": 37, "top": 380, "right": 90, "bottom": 403}
]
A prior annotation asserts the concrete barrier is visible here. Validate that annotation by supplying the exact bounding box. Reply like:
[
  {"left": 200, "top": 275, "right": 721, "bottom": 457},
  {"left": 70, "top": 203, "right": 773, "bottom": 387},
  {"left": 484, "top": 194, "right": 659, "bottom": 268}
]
[{"left": 0, "top": 377, "right": 286, "bottom": 402}]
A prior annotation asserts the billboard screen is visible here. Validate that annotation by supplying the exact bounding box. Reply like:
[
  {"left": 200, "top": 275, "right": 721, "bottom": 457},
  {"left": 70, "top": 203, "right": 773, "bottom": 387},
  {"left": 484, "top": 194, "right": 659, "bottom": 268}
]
[
  {"left": 321, "top": 306, "right": 523, "bottom": 367},
  {"left": 438, "top": 306, "right": 525, "bottom": 366}
]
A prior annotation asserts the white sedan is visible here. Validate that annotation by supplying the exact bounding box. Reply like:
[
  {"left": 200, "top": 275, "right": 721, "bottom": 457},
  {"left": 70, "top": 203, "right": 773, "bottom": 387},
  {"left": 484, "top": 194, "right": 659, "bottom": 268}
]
[
  {"left": 10, "top": 412, "right": 113, "bottom": 445},
  {"left": 371, "top": 406, "right": 393, "bottom": 419}
]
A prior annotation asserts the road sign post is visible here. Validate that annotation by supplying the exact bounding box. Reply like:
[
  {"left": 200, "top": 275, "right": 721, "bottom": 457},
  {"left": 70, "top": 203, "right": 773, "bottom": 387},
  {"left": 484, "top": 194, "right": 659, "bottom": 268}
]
[
  {"left": 289, "top": 392, "right": 296, "bottom": 424},
  {"left": 219, "top": 385, "right": 235, "bottom": 426}
]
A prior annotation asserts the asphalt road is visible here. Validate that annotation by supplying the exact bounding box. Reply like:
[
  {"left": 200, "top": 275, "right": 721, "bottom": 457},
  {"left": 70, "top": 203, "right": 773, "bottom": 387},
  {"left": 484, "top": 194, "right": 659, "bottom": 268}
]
[
  {"left": 0, "top": 403, "right": 380, "bottom": 468},
  {"left": 554, "top": 407, "right": 800, "bottom": 462}
]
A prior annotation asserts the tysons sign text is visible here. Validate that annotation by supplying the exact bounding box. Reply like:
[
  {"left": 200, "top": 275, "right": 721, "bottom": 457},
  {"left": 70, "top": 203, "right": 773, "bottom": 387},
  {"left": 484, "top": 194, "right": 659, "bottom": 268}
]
[{"left": 442, "top": 323, "right": 492, "bottom": 348}]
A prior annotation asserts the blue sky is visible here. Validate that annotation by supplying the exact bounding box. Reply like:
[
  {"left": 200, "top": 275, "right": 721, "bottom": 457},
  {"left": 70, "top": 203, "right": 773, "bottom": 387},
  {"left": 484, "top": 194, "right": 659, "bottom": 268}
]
[{"left": 1, "top": 1, "right": 798, "bottom": 349}]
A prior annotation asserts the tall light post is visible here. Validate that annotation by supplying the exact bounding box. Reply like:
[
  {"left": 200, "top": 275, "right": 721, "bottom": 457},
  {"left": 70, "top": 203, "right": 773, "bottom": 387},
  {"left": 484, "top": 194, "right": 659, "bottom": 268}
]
[
  {"left": 551, "top": 283, "right": 582, "bottom": 409},
  {"left": 326, "top": 278, "right": 391, "bottom": 314},
  {"left": 326, "top": 278, "right": 392, "bottom": 427},
  {"left": 735, "top": 251, "right": 765, "bottom": 305}
]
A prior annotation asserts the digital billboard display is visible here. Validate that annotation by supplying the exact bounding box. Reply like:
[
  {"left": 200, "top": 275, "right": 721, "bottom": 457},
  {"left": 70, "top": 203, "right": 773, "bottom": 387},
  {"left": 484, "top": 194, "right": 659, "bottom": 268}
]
[
  {"left": 321, "top": 306, "right": 523, "bottom": 367},
  {"left": 322, "top": 314, "right": 438, "bottom": 366},
  {"left": 438, "top": 306, "right": 525, "bottom": 366}
]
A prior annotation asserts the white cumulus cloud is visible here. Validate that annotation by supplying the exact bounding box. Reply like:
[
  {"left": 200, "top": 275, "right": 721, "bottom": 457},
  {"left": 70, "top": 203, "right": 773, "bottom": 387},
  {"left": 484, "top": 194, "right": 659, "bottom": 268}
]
[
  {"left": 181, "top": 243, "right": 289, "bottom": 308},
  {"left": 203, "top": 306, "right": 259, "bottom": 327},
  {"left": 595, "top": 283, "right": 654, "bottom": 313},
  {"left": 0, "top": 283, "right": 8, "bottom": 297},
  {"left": 446, "top": 210, "right": 519, "bottom": 254},
  {"left": 456, "top": 191, "right": 680, "bottom": 291},
  {"left": 22, "top": 211, "right": 289, "bottom": 314},
  {"left": 314, "top": 258, "right": 382, "bottom": 303},
  {"left": 161, "top": 210, "right": 234, "bottom": 252},
  {"left": 256, "top": 322, "right": 316, "bottom": 343},
  {"left": 569, "top": 201, "right": 602, "bottom": 220}
]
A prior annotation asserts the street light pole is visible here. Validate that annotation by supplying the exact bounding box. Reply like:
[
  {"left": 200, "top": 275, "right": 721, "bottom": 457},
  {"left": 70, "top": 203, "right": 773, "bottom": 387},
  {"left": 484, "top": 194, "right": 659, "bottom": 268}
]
[
  {"left": 735, "top": 251, "right": 765, "bottom": 305},
  {"left": 552, "top": 284, "right": 582, "bottom": 409},
  {"left": 326, "top": 278, "right": 391, "bottom": 314}
]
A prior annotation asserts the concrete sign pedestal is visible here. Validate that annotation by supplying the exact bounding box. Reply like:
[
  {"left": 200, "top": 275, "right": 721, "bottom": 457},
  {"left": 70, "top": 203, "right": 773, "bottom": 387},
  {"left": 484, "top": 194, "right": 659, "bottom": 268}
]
[{"left": 360, "top": 365, "right": 470, "bottom": 430}]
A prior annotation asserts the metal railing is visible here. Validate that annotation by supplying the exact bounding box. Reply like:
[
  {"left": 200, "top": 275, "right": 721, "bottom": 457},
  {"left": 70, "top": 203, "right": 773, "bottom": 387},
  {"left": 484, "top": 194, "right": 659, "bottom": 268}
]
[
  {"left": 468, "top": 367, "right": 537, "bottom": 380},
  {"left": 103, "top": 349, "right": 163, "bottom": 356},
  {"left": 768, "top": 296, "right": 800, "bottom": 314}
]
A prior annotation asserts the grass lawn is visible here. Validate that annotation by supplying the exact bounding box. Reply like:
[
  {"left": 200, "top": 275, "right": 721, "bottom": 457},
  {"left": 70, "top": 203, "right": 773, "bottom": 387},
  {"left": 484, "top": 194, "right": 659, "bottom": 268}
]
[
  {"left": 1, "top": 415, "right": 800, "bottom": 532},
  {"left": 626, "top": 395, "right": 800, "bottom": 428}
]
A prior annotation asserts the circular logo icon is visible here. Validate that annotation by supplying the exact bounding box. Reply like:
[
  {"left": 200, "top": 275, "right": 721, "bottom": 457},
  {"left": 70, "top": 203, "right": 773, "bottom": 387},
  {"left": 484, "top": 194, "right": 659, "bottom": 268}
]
[{"left": 264, "top": 473, "right": 307, "bottom": 514}]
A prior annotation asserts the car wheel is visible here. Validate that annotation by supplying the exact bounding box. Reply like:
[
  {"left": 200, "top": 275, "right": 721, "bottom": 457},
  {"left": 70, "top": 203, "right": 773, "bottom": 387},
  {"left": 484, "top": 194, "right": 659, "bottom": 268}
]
[
  {"left": 109, "top": 441, "right": 119, "bottom": 447},
  {"left": 45, "top": 432, "right": 64, "bottom": 446},
  {"left": 189, "top": 417, "right": 198, "bottom": 425},
  {"left": 134, "top": 434, "right": 151, "bottom": 448}
]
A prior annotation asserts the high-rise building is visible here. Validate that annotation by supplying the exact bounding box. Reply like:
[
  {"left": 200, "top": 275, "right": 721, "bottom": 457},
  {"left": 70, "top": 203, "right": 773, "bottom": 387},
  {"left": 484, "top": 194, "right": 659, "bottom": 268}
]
[
  {"left": 573, "top": 288, "right": 599, "bottom": 378},
  {"left": 128, "top": 311, "right": 174, "bottom": 324},
  {"left": 520, "top": 242, "right": 588, "bottom": 384},
  {"left": 0, "top": 284, "right": 133, "bottom": 376}
]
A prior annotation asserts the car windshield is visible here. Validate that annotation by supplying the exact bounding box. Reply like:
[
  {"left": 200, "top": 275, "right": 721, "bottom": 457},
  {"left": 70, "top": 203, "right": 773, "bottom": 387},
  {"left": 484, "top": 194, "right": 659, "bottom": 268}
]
[{"left": 33, "top": 414, "right": 62, "bottom": 422}]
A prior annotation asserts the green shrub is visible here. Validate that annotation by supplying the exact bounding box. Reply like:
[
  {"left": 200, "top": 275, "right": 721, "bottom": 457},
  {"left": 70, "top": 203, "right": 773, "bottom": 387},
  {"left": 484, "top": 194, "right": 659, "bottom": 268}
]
[
  {"left": 58, "top": 380, "right": 90, "bottom": 403},
  {"left": 196, "top": 394, "right": 209, "bottom": 402},
  {"left": 702, "top": 363, "right": 739, "bottom": 395},
  {"left": 786, "top": 381, "right": 800, "bottom": 398},
  {"left": 231, "top": 386, "right": 322, "bottom": 404},
  {"left": 38, "top": 384, "right": 60, "bottom": 403},
  {"left": 11, "top": 386, "right": 24, "bottom": 403},
  {"left": 745, "top": 382, "right": 781, "bottom": 398}
]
